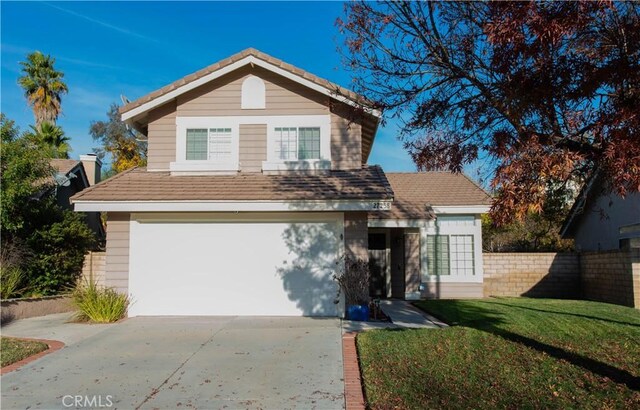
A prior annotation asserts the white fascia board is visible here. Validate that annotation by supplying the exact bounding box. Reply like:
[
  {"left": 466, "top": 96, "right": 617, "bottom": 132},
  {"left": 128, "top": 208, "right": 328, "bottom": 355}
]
[
  {"left": 121, "top": 56, "right": 381, "bottom": 122},
  {"left": 432, "top": 205, "right": 490, "bottom": 214},
  {"left": 73, "top": 199, "right": 393, "bottom": 213},
  {"left": 367, "top": 219, "right": 433, "bottom": 228}
]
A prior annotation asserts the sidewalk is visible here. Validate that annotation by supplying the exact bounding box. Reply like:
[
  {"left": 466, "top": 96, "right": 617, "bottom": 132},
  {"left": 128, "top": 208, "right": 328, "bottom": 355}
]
[
  {"left": 380, "top": 299, "right": 447, "bottom": 328},
  {"left": 1, "top": 312, "right": 114, "bottom": 345},
  {"left": 342, "top": 299, "right": 447, "bottom": 333}
]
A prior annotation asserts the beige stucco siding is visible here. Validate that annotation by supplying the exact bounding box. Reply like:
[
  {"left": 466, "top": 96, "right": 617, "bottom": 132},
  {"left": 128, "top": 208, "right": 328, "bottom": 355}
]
[
  {"left": 421, "top": 282, "right": 484, "bottom": 299},
  {"left": 331, "top": 104, "right": 362, "bottom": 170},
  {"left": 105, "top": 212, "right": 130, "bottom": 293},
  {"left": 147, "top": 101, "right": 177, "bottom": 171},
  {"left": 404, "top": 232, "right": 421, "bottom": 295},
  {"left": 344, "top": 212, "right": 369, "bottom": 260},
  {"left": 239, "top": 124, "right": 267, "bottom": 172},
  {"left": 142, "top": 65, "right": 364, "bottom": 171},
  {"left": 177, "top": 66, "right": 328, "bottom": 116}
]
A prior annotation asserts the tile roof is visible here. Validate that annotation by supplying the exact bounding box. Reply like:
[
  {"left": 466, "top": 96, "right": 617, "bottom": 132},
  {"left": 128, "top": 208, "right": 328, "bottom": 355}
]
[
  {"left": 370, "top": 172, "right": 492, "bottom": 220},
  {"left": 71, "top": 166, "right": 393, "bottom": 202},
  {"left": 50, "top": 159, "right": 81, "bottom": 175},
  {"left": 120, "top": 48, "right": 369, "bottom": 115}
]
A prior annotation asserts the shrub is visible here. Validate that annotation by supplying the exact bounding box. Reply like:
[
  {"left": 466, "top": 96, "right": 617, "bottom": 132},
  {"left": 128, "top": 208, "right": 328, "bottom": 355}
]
[
  {"left": 333, "top": 255, "right": 370, "bottom": 306},
  {"left": 25, "top": 209, "right": 96, "bottom": 295},
  {"left": 72, "top": 281, "right": 129, "bottom": 323},
  {"left": 0, "top": 240, "right": 28, "bottom": 299},
  {"left": 0, "top": 267, "right": 23, "bottom": 299}
]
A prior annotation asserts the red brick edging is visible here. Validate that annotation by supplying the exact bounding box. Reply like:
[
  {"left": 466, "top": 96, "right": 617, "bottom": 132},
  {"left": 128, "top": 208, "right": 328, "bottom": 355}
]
[
  {"left": 1, "top": 338, "right": 65, "bottom": 375},
  {"left": 343, "top": 332, "right": 366, "bottom": 410}
]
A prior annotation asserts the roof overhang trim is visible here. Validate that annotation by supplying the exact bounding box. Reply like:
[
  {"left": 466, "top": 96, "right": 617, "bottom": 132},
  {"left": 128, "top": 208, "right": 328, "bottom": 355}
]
[
  {"left": 431, "top": 205, "right": 490, "bottom": 214},
  {"left": 73, "top": 199, "right": 393, "bottom": 213},
  {"left": 121, "top": 55, "right": 381, "bottom": 122}
]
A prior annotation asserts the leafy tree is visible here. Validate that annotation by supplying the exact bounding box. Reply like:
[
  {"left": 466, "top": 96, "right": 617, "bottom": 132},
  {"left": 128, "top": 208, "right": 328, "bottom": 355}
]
[
  {"left": 24, "top": 121, "right": 71, "bottom": 158},
  {"left": 90, "top": 103, "right": 147, "bottom": 173},
  {"left": 482, "top": 214, "right": 573, "bottom": 252},
  {"left": 1, "top": 114, "right": 95, "bottom": 296},
  {"left": 0, "top": 114, "right": 54, "bottom": 236},
  {"left": 338, "top": 1, "right": 640, "bottom": 225},
  {"left": 18, "top": 51, "right": 68, "bottom": 128}
]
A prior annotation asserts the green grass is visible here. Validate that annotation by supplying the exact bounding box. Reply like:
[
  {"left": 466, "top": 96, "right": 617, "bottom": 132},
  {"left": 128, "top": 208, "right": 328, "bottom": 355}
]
[
  {"left": 1, "top": 337, "right": 48, "bottom": 367},
  {"left": 358, "top": 298, "right": 640, "bottom": 409}
]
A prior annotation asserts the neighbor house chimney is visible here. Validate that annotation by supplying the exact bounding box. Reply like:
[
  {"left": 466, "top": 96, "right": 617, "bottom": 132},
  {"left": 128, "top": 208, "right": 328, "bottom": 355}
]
[{"left": 79, "top": 154, "right": 102, "bottom": 186}]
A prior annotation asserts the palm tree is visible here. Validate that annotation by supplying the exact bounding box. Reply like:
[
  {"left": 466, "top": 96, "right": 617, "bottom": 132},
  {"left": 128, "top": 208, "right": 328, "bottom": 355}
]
[
  {"left": 18, "top": 51, "right": 68, "bottom": 129},
  {"left": 27, "top": 122, "right": 71, "bottom": 159}
]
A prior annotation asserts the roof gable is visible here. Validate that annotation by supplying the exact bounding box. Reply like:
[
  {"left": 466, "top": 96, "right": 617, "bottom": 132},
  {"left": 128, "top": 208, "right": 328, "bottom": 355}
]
[
  {"left": 120, "top": 48, "right": 380, "bottom": 122},
  {"left": 49, "top": 159, "right": 90, "bottom": 189}
]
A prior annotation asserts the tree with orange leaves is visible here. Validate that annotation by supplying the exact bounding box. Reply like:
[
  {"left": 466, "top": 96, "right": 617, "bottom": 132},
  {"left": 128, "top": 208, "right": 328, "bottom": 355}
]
[
  {"left": 89, "top": 104, "right": 147, "bottom": 175},
  {"left": 338, "top": 1, "right": 640, "bottom": 225}
]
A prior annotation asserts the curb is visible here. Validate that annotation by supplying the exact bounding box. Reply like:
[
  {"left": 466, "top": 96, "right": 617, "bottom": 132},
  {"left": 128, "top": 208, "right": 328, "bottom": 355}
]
[
  {"left": 342, "top": 332, "right": 366, "bottom": 410},
  {"left": 1, "top": 338, "right": 65, "bottom": 375}
]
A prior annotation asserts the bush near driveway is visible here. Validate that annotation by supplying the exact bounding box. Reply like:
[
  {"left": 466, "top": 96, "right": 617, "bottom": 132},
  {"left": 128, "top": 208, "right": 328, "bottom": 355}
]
[
  {"left": 357, "top": 298, "right": 640, "bottom": 409},
  {"left": 1, "top": 337, "right": 48, "bottom": 367},
  {"left": 72, "top": 281, "right": 129, "bottom": 323}
]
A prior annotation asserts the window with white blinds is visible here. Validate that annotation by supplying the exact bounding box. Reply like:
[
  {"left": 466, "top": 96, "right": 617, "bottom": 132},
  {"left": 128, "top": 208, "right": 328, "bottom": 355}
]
[
  {"left": 186, "top": 128, "right": 232, "bottom": 161},
  {"left": 273, "top": 126, "right": 321, "bottom": 160},
  {"left": 427, "top": 234, "right": 475, "bottom": 276}
]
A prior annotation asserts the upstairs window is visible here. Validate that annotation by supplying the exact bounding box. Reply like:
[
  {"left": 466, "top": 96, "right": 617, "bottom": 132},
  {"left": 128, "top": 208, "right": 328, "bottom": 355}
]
[
  {"left": 186, "top": 128, "right": 232, "bottom": 161},
  {"left": 274, "top": 126, "right": 321, "bottom": 161}
]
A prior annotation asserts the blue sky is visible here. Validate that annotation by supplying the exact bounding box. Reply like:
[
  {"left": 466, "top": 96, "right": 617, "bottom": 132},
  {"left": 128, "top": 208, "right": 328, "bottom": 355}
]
[{"left": 1, "top": 1, "right": 416, "bottom": 171}]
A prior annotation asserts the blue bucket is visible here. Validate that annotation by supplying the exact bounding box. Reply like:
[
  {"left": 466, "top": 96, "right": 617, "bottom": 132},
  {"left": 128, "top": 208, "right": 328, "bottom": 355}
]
[{"left": 346, "top": 304, "right": 370, "bottom": 321}]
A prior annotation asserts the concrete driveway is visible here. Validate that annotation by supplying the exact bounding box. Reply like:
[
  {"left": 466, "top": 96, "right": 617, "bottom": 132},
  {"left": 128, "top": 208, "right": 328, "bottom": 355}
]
[{"left": 1, "top": 316, "right": 344, "bottom": 409}]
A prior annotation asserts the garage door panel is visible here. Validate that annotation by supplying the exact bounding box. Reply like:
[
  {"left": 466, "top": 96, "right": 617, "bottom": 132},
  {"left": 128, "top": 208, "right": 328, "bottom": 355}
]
[{"left": 128, "top": 216, "right": 341, "bottom": 317}]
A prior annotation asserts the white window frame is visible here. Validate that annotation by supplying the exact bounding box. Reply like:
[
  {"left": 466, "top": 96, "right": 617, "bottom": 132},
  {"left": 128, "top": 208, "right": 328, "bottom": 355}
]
[
  {"left": 171, "top": 115, "right": 331, "bottom": 174},
  {"left": 420, "top": 215, "right": 483, "bottom": 283},
  {"left": 173, "top": 117, "right": 240, "bottom": 173},
  {"left": 263, "top": 115, "right": 331, "bottom": 171}
]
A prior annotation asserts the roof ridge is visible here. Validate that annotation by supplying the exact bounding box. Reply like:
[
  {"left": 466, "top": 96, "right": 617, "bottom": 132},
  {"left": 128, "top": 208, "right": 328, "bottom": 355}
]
[
  {"left": 459, "top": 172, "right": 493, "bottom": 199},
  {"left": 71, "top": 166, "right": 138, "bottom": 202},
  {"left": 119, "top": 48, "right": 367, "bottom": 115}
]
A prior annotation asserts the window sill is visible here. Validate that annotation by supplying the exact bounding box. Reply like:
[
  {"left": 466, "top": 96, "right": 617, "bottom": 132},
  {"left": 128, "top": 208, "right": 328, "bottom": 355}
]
[{"left": 261, "top": 160, "right": 331, "bottom": 172}]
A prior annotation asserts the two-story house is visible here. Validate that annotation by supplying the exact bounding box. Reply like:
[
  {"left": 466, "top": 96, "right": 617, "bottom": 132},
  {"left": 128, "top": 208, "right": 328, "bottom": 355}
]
[{"left": 72, "top": 49, "right": 490, "bottom": 317}]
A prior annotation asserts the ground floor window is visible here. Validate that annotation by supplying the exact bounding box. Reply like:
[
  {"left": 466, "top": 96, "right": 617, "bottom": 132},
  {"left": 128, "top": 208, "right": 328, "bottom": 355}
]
[{"left": 427, "top": 234, "right": 475, "bottom": 276}]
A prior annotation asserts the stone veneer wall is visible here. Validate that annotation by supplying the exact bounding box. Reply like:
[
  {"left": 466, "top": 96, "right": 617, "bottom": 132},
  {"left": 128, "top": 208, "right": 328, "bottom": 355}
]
[
  {"left": 581, "top": 249, "right": 640, "bottom": 308},
  {"left": 483, "top": 253, "right": 581, "bottom": 299},
  {"left": 483, "top": 250, "right": 640, "bottom": 309}
]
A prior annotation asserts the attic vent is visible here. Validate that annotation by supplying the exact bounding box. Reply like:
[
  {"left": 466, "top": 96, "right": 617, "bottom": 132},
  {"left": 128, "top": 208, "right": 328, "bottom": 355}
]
[{"left": 241, "top": 75, "right": 266, "bottom": 109}]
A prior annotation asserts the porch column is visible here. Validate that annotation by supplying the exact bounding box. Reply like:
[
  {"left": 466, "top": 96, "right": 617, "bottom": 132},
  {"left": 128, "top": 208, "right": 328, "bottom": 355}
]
[{"left": 404, "top": 232, "right": 421, "bottom": 300}]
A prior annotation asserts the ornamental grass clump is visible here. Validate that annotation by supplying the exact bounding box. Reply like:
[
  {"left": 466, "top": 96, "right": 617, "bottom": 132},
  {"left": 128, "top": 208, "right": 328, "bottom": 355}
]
[
  {"left": 0, "top": 266, "right": 23, "bottom": 299},
  {"left": 333, "top": 255, "right": 370, "bottom": 306},
  {"left": 72, "top": 281, "right": 129, "bottom": 323}
]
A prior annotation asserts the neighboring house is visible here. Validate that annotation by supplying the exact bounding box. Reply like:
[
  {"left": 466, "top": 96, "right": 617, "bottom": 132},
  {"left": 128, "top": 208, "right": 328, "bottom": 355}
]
[
  {"left": 50, "top": 155, "right": 104, "bottom": 242},
  {"left": 71, "top": 48, "right": 490, "bottom": 317},
  {"left": 561, "top": 175, "right": 640, "bottom": 251}
]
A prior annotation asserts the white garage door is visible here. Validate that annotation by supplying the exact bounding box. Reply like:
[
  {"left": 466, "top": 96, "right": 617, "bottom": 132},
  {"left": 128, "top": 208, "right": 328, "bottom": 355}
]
[{"left": 128, "top": 213, "right": 343, "bottom": 317}]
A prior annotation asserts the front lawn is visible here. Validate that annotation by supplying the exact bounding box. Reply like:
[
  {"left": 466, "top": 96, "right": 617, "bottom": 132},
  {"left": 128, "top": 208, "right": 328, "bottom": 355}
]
[
  {"left": 1, "top": 337, "right": 48, "bottom": 367},
  {"left": 358, "top": 298, "right": 640, "bottom": 409}
]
